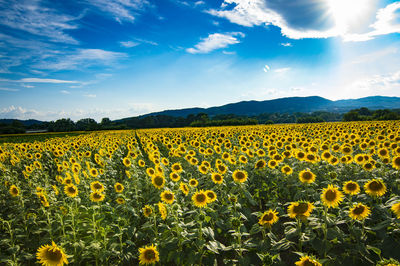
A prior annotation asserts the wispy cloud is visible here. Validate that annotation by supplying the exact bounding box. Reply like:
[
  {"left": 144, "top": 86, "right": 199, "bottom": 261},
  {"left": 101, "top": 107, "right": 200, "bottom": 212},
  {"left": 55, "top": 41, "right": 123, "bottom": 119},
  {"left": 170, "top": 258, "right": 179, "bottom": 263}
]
[
  {"left": 86, "top": 0, "right": 151, "bottom": 23},
  {"left": 19, "top": 78, "right": 80, "bottom": 84},
  {"left": 186, "top": 32, "right": 244, "bottom": 54},
  {"left": 0, "top": 88, "right": 19, "bottom": 92},
  {"left": 120, "top": 41, "right": 140, "bottom": 48},
  {"left": 280, "top": 42, "right": 292, "bottom": 47},
  {"left": 35, "top": 49, "right": 126, "bottom": 70},
  {"left": 60, "top": 90, "right": 70, "bottom": 94},
  {"left": 0, "top": 0, "right": 80, "bottom": 44},
  {"left": 274, "top": 67, "right": 291, "bottom": 73}
]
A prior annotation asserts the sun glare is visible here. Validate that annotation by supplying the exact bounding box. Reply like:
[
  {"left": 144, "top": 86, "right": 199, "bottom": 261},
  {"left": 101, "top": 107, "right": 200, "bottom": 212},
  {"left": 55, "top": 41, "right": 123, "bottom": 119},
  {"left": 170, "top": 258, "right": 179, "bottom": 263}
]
[{"left": 327, "top": 0, "right": 372, "bottom": 31}]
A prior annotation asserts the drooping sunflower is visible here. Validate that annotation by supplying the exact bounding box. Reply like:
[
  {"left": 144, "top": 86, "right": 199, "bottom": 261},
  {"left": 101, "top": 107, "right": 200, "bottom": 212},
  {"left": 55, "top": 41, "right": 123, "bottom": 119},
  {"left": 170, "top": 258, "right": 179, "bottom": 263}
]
[
  {"left": 211, "top": 172, "right": 223, "bottom": 184},
  {"left": 189, "top": 178, "right": 198, "bottom": 187},
  {"left": 254, "top": 159, "right": 266, "bottom": 169},
  {"left": 192, "top": 190, "right": 208, "bottom": 208},
  {"left": 392, "top": 156, "right": 400, "bottom": 170},
  {"left": 143, "top": 205, "right": 153, "bottom": 217},
  {"left": 205, "top": 190, "right": 217, "bottom": 203},
  {"left": 90, "top": 191, "right": 105, "bottom": 202},
  {"left": 36, "top": 241, "right": 68, "bottom": 266},
  {"left": 295, "top": 255, "right": 321, "bottom": 266},
  {"left": 258, "top": 209, "right": 279, "bottom": 227},
  {"left": 90, "top": 181, "right": 104, "bottom": 192},
  {"left": 321, "top": 184, "right": 343, "bottom": 208},
  {"left": 114, "top": 182, "right": 124, "bottom": 193},
  {"left": 287, "top": 201, "right": 314, "bottom": 219},
  {"left": 364, "top": 179, "right": 386, "bottom": 197},
  {"left": 349, "top": 203, "right": 370, "bottom": 220},
  {"left": 138, "top": 244, "right": 159, "bottom": 265},
  {"left": 343, "top": 180, "right": 360, "bottom": 195},
  {"left": 169, "top": 172, "right": 180, "bottom": 182},
  {"left": 9, "top": 185, "right": 20, "bottom": 197},
  {"left": 158, "top": 202, "right": 167, "bottom": 220},
  {"left": 160, "top": 190, "right": 175, "bottom": 204},
  {"left": 151, "top": 175, "right": 165, "bottom": 189},
  {"left": 64, "top": 184, "right": 78, "bottom": 198},
  {"left": 232, "top": 169, "right": 248, "bottom": 183},
  {"left": 391, "top": 202, "right": 400, "bottom": 219},
  {"left": 179, "top": 182, "right": 190, "bottom": 195},
  {"left": 298, "top": 169, "right": 316, "bottom": 184}
]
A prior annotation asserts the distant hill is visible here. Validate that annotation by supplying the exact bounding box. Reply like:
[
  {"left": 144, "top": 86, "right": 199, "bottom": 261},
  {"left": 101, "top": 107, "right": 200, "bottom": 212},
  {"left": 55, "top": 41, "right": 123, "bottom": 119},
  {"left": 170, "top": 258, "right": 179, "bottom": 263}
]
[
  {"left": 0, "top": 119, "right": 44, "bottom": 126},
  {"left": 139, "top": 96, "right": 400, "bottom": 118}
]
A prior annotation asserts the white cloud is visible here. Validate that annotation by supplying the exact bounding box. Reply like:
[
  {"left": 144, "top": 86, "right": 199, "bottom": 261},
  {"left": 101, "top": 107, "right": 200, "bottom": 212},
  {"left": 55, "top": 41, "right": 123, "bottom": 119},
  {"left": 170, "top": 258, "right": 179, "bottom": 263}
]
[
  {"left": 187, "top": 32, "right": 244, "bottom": 54},
  {"left": 120, "top": 41, "right": 140, "bottom": 48},
  {"left": 280, "top": 42, "right": 292, "bottom": 47},
  {"left": 84, "top": 94, "right": 97, "bottom": 98},
  {"left": 207, "top": 0, "right": 400, "bottom": 42},
  {"left": 263, "top": 65, "right": 270, "bottom": 72},
  {"left": 19, "top": 78, "right": 79, "bottom": 84},
  {"left": 0, "top": 0, "right": 79, "bottom": 44},
  {"left": 0, "top": 88, "right": 19, "bottom": 92},
  {"left": 274, "top": 67, "right": 291, "bottom": 73},
  {"left": 86, "top": 0, "right": 150, "bottom": 23},
  {"left": 36, "top": 49, "right": 126, "bottom": 70},
  {"left": 222, "top": 51, "right": 236, "bottom": 55},
  {"left": 21, "top": 84, "right": 35, "bottom": 88},
  {"left": 60, "top": 90, "right": 70, "bottom": 94},
  {"left": 194, "top": 1, "right": 205, "bottom": 6}
]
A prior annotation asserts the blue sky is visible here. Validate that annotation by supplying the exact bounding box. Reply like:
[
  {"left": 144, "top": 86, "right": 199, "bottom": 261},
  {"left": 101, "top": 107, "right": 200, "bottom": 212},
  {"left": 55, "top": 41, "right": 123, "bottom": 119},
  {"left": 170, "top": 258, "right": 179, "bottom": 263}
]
[{"left": 0, "top": 0, "right": 400, "bottom": 121}]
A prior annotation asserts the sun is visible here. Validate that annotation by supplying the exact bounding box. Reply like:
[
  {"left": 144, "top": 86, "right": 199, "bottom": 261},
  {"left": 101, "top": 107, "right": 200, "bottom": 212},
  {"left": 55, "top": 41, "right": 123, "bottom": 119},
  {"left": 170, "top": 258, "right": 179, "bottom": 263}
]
[{"left": 327, "top": 0, "right": 372, "bottom": 31}]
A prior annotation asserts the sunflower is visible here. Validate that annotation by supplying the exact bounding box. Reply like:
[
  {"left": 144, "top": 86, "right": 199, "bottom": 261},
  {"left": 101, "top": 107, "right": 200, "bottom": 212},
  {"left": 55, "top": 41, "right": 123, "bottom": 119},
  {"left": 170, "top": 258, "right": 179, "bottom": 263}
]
[
  {"left": 64, "top": 184, "right": 78, "bottom": 198},
  {"left": 298, "top": 169, "right": 316, "bottom": 184},
  {"left": 281, "top": 165, "right": 293, "bottom": 175},
  {"left": 151, "top": 175, "right": 165, "bottom": 189},
  {"left": 123, "top": 157, "right": 131, "bottom": 167},
  {"left": 295, "top": 255, "right": 321, "bottom": 266},
  {"left": 160, "top": 190, "right": 175, "bottom": 204},
  {"left": 189, "top": 178, "right": 198, "bottom": 187},
  {"left": 36, "top": 241, "right": 68, "bottom": 266},
  {"left": 254, "top": 159, "right": 266, "bottom": 169},
  {"left": 198, "top": 165, "right": 209, "bottom": 174},
  {"left": 192, "top": 190, "right": 208, "bottom": 208},
  {"left": 349, "top": 203, "right": 370, "bottom": 220},
  {"left": 90, "top": 191, "right": 105, "bottom": 202},
  {"left": 52, "top": 185, "right": 59, "bottom": 195},
  {"left": 138, "top": 159, "right": 145, "bottom": 167},
  {"left": 232, "top": 169, "right": 248, "bottom": 183},
  {"left": 258, "top": 209, "right": 279, "bottom": 227},
  {"left": 169, "top": 172, "right": 180, "bottom": 182},
  {"left": 9, "top": 185, "right": 20, "bottom": 197},
  {"left": 171, "top": 162, "right": 183, "bottom": 173},
  {"left": 89, "top": 168, "right": 98, "bottom": 178},
  {"left": 267, "top": 160, "right": 278, "bottom": 169},
  {"left": 138, "top": 244, "right": 159, "bottom": 265},
  {"left": 217, "top": 163, "right": 227, "bottom": 174},
  {"left": 146, "top": 168, "right": 156, "bottom": 177},
  {"left": 391, "top": 202, "right": 400, "bottom": 219},
  {"left": 364, "top": 179, "right": 386, "bottom": 197},
  {"left": 392, "top": 156, "right": 400, "bottom": 170},
  {"left": 211, "top": 172, "right": 223, "bottom": 184},
  {"left": 116, "top": 198, "right": 125, "bottom": 205},
  {"left": 205, "top": 190, "right": 217, "bottom": 203},
  {"left": 343, "top": 181, "right": 360, "bottom": 195},
  {"left": 143, "top": 205, "right": 153, "bottom": 217},
  {"left": 287, "top": 201, "right": 314, "bottom": 219},
  {"left": 90, "top": 181, "right": 104, "bottom": 192},
  {"left": 321, "top": 185, "right": 343, "bottom": 208},
  {"left": 180, "top": 182, "right": 190, "bottom": 195},
  {"left": 363, "top": 161, "right": 375, "bottom": 171},
  {"left": 114, "top": 182, "right": 124, "bottom": 193},
  {"left": 158, "top": 202, "right": 167, "bottom": 220}
]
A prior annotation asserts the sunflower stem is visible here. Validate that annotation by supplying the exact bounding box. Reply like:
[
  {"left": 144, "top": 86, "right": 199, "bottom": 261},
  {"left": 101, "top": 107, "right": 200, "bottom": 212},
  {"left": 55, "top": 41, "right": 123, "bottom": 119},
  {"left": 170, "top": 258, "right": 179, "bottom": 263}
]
[{"left": 296, "top": 218, "right": 302, "bottom": 252}]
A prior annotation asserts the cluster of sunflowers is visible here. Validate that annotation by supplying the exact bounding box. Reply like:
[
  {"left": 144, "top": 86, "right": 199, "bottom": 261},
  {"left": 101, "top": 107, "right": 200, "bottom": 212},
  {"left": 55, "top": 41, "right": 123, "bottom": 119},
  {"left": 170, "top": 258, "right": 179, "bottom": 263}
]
[{"left": 1, "top": 121, "right": 400, "bottom": 265}]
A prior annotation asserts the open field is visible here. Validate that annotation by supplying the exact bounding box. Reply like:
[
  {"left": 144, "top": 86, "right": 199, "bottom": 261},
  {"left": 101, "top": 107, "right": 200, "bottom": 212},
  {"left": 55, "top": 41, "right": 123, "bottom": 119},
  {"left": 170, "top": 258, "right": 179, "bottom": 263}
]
[{"left": 1, "top": 121, "right": 400, "bottom": 265}]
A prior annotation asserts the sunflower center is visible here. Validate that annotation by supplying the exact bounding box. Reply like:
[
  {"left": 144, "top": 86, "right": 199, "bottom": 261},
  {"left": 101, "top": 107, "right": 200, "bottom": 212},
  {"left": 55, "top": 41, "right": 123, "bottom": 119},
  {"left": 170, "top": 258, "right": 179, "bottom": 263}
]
[
  {"left": 283, "top": 167, "right": 290, "bottom": 172},
  {"left": 94, "top": 183, "right": 102, "bottom": 189},
  {"left": 207, "top": 192, "right": 215, "bottom": 199},
  {"left": 196, "top": 194, "right": 206, "bottom": 203},
  {"left": 144, "top": 249, "right": 156, "bottom": 260},
  {"left": 154, "top": 177, "right": 164, "bottom": 186},
  {"left": 302, "top": 172, "right": 312, "bottom": 180},
  {"left": 256, "top": 161, "right": 265, "bottom": 168},
  {"left": 214, "top": 175, "right": 222, "bottom": 181},
  {"left": 369, "top": 181, "right": 383, "bottom": 191},
  {"left": 235, "top": 172, "right": 245, "bottom": 180},
  {"left": 173, "top": 165, "right": 180, "bottom": 171},
  {"left": 68, "top": 187, "right": 76, "bottom": 193},
  {"left": 93, "top": 193, "right": 102, "bottom": 199},
  {"left": 325, "top": 189, "right": 337, "bottom": 202},
  {"left": 11, "top": 188, "right": 18, "bottom": 194},
  {"left": 116, "top": 185, "right": 122, "bottom": 190},
  {"left": 262, "top": 213, "right": 274, "bottom": 221},
  {"left": 352, "top": 206, "right": 365, "bottom": 215},
  {"left": 218, "top": 165, "right": 225, "bottom": 171},
  {"left": 303, "top": 258, "right": 317, "bottom": 266},
  {"left": 45, "top": 248, "right": 63, "bottom": 262},
  {"left": 346, "top": 183, "right": 357, "bottom": 191},
  {"left": 293, "top": 203, "right": 309, "bottom": 214},
  {"left": 394, "top": 157, "right": 400, "bottom": 166},
  {"left": 164, "top": 193, "right": 173, "bottom": 200}
]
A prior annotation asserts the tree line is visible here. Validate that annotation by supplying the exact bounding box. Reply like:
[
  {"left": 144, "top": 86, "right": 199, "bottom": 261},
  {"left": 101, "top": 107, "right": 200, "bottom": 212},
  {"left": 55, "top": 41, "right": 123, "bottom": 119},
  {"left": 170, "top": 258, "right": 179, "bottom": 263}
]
[{"left": 1, "top": 108, "right": 399, "bottom": 134}]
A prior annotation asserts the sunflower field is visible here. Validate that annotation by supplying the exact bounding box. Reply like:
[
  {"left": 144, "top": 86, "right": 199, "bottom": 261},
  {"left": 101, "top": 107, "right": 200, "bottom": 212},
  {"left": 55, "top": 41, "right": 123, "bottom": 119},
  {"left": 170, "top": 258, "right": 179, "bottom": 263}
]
[{"left": 1, "top": 121, "right": 400, "bottom": 265}]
